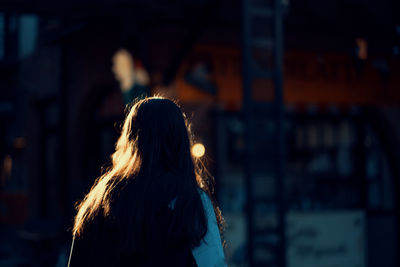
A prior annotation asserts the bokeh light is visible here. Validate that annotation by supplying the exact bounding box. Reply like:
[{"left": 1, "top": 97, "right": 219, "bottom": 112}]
[{"left": 192, "top": 143, "right": 205, "bottom": 158}]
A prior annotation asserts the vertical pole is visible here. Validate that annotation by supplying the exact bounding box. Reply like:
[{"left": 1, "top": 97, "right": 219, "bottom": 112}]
[
  {"left": 274, "top": 0, "right": 286, "bottom": 266},
  {"left": 38, "top": 105, "right": 47, "bottom": 218},
  {"left": 58, "top": 44, "right": 68, "bottom": 223},
  {"left": 241, "top": 0, "right": 254, "bottom": 265}
]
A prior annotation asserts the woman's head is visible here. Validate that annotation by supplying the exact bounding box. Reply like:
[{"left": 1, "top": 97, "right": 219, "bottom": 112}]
[
  {"left": 73, "top": 96, "right": 221, "bottom": 249},
  {"left": 113, "top": 97, "right": 195, "bottom": 178}
]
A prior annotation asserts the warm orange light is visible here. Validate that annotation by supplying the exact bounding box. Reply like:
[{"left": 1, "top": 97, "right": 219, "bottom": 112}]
[
  {"left": 3, "top": 155, "right": 12, "bottom": 177},
  {"left": 192, "top": 143, "right": 205, "bottom": 158},
  {"left": 14, "top": 137, "right": 25, "bottom": 149},
  {"left": 356, "top": 38, "right": 368, "bottom": 60}
]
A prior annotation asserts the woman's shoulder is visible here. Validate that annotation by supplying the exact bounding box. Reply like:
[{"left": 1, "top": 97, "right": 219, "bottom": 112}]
[
  {"left": 197, "top": 189, "right": 217, "bottom": 225},
  {"left": 197, "top": 189, "right": 212, "bottom": 207},
  {"left": 192, "top": 189, "right": 227, "bottom": 267}
]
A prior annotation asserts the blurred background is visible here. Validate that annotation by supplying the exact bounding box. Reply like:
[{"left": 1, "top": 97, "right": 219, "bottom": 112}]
[{"left": 0, "top": 0, "right": 399, "bottom": 266}]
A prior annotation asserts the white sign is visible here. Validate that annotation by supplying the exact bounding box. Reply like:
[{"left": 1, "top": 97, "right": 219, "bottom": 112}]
[{"left": 287, "top": 211, "right": 366, "bottom": 267}]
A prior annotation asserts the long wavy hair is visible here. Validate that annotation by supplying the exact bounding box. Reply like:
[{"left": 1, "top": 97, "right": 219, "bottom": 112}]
[{"left": 73, "top": 96, "right": 223, "bottom": 253}]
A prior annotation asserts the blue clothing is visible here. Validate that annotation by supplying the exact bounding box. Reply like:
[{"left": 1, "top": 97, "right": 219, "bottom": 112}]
[{"left": 191, "top": 191, "right": 227, "bottom": 267}]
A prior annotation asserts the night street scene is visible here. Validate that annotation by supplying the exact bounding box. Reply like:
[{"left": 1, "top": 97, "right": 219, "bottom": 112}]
[{"left": 0, "top": 0, "right": 399, "bottom": 266}]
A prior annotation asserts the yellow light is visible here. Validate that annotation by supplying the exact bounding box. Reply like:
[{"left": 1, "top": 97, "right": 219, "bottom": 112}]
[{"left": 192, "top": 143, "right": 205, "bottom": 158}]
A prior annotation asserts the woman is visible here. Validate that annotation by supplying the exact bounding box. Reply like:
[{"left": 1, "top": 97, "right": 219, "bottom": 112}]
[{"left": 68, "top": 97, "right": 226, "bottom": 267}]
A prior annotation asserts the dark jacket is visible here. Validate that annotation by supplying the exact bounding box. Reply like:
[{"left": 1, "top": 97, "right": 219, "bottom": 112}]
[
  {"left": 67, "top": 207, "right": 198, "bottom": 267},
  {"left": 67, "top": 179, "right": 199, "bottom": 267}
]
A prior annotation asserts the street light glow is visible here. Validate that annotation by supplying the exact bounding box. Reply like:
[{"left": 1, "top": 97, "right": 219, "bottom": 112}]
[{"left": 192, "top": 143, "right": 205, "bottom": 158}]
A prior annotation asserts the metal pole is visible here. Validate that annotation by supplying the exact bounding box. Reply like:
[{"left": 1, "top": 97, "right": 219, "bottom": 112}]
[{"left": 242, "top": 0, "right": 255, "bottom": 265}]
